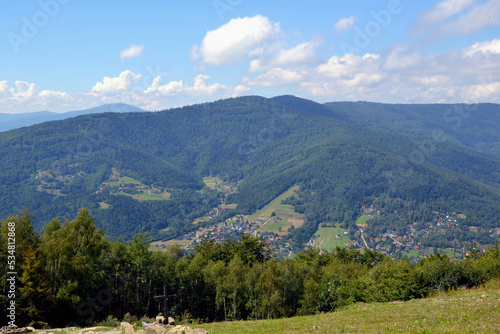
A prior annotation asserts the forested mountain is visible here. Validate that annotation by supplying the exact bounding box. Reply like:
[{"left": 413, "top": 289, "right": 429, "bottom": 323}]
[
  {"left": 324, "top": 101, "right": 500, "bottom": 160},
  {"left": 0, "top": 103, "right": 146, "bottom": 132},
  {"left": 0, "top": 96, "right": 499, "bottom": 248}
]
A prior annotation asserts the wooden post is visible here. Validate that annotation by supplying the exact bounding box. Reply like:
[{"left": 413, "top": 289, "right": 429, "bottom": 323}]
[{"left": 154, "top": 285, "right": 177, "bottom": 321}]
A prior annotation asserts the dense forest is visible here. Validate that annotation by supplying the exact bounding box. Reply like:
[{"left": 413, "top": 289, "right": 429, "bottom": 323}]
[
  {"left": 1, "top": 210, "right": 500, "bottom": 327},
  {"left": 0, "top": 96, "right": 499, "bottom": 251}
]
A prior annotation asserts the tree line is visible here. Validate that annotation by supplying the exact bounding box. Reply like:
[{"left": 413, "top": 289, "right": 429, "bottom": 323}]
[{"left": 1, "top": 209, "right": 500, "bottom": 327}]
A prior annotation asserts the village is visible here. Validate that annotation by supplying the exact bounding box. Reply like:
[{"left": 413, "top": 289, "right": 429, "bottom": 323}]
[
  {"left": 154, "top": 205, "right": 294, "bottom": 260},
  {"left": 361, "top": 206, "right": 499, "bottom": 261}
]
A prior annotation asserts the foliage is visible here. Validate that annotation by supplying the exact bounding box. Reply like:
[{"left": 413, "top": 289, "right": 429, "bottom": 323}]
[
  {"left": 1, "top": 210, "right": 500, "bottom": 327},
  {"left": 0, "top": 96, "right": 499, "bottom": 249}
]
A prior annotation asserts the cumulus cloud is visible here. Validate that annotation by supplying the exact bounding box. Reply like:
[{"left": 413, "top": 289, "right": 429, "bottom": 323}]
[
  {"left": 0, "top": 70, "right": 251, "bottom": 114},
  {"left": 290, "top": 38, "right": 500, "bottom": 103},
  {"left": 3, "top": 36, "right": 500, "bottom": 114},
  {"left": 192, "top": 15, "right": 280, "bottom": 66},
  {"left": 119, "top": 44, "right": 145, "bottom": 60},
  {"left": 334, "top": 16, "right": 355, "bottom": 32},
  {"left": 92, "top": 70, "right": 142, "bottom": 93},
  {"left": 464, "top": 39, "right": 500, "bottom": 56}
]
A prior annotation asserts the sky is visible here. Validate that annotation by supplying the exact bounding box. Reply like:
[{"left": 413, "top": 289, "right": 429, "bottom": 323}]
[{"left": 1, "top": 0, "right": 499, "bottom": 113}]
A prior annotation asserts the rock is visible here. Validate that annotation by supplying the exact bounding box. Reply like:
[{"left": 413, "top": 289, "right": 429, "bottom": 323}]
[
  {"left": 167, "top": 317, "right": 175, "bottom": 326},
  {"left": 192, "top": 329, "right": 209, "bottom": 334},
  {"left": 144, "top": 325, "right": 166, "bottom": 334},
  {"left": 156, "top": 315, "right": 165, "bottom": 324},
  {"left": 26, "top": 328, "right": 35, "bottom": 332},
  {"left": 168, "top": 327, "right": 208, "bottom": 334},
  {"left": 136, "top": 331, "right": 145, "bottom": 334},
  {"left": 166, "top": 327, "right": 186, "bottom": 334},
  {"left": 120, "top": 323, "right": 133, "bottom": 330}
]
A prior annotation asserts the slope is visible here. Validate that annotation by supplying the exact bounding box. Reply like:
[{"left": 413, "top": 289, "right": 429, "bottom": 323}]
[
  {"left": 202, "top": 282, "right": 500, "bottom": 334},
  {"left": 0, "top": 96, "right": 499, "bottom": 248}
]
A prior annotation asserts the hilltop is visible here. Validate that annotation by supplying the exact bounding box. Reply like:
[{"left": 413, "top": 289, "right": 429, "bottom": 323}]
[{"left": 202, "top": 281, "right": 500, "bottom": 333}]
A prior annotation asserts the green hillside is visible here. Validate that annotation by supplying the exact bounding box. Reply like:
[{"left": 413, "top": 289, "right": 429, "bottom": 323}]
[
  {"left": 202, "top": 281, "right": 500, "bottom": 333},
  {"left": 0, "top": 96, "right": 499, "bottom": 251}
]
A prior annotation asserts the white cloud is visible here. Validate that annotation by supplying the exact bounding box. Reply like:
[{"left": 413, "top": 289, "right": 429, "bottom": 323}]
[
  {"left": 411, "top": 75, "right": 450, "bottom": 85},
  {"left": 413, "top": 0, "right": 500, "bottom": 36},
  {"left": 0, "top": 73, "right": 251, "bottom": 114},
  {"left": 440, "top": 0, "right": 500, "bottom": 35},
  {"left": 384, "top": 44, "right": 423, "bottom": 70},
  {"left": 419, "top": 0, "right": 476, "bottom": 23},
  {"left": 462, "top": 81, "right": 500, "bottom": 100},
  {"left": 244, "top": 68, "right": 304, "bottom": 87},
  {"left": 316, "top": 53, "right": 381, "bottom": 80},
  {"left": 334, "top": 16, "right": 355, "bottom": 32},
  {"left": 249, "top": 41, "right": 321, "bottom": 72},
  {"left": 464, "top": 39, "right": 500, "bottom": 56},
  {"left": 193, "top": 15, "right": 280, "bottom": 65},
  {"left": 92, "top": 70, "right": 142, "bottom": 93},
  {"left": 119, "top": 44, "right": 145, "bottom": 60},
  {"left": 3, "top": 36, "right": 500, "bottom": 114}
]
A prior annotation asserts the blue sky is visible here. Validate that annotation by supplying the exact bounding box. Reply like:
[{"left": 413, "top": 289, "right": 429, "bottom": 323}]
[{"left": 1, "top": 0, "right": 499, "bottom": 113}]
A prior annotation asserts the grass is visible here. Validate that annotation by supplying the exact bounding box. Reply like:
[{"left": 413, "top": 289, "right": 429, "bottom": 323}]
[
  {"left": 314, "top": 226, "right": 351, "bottom": 251},
  {"left": 404, "top": 249, "right": 421, "bottom": 259},
  {"left": 105, "top": 167, "right": 170, "bottom": 202},
  {"left": 99, "top": 202, "right": 110, "bottom": 209},
  {"left": 248, "top": 185, "right": 302, "bottom": 221},
  {"left": 202, "top": 280, "right": 500, "bottom": 333},
  {"left": 248, "top": 185, "right": 305, "bottom": 235},
  {"left": 203, "top": 176, "right": 218, "bottom": 190},
  {"left": 356, "top": 215, "right": 371, "bottom": 226},
  {"left": 151, "top": 240, "right": 191, "bottom": 250}
]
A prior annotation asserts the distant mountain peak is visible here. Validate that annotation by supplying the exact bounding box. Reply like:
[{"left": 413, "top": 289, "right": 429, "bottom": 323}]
[{"left": 0, "top": 103, "right": 147, "bottom": 133}]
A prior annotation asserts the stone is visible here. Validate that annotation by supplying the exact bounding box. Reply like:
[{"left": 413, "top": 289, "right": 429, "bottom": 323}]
[
  {"left": 144, "top": 325, "right": 166, "bottom": 334},
  {"left": 156, "top": 315, "right": 165, "bottom": 324},
  {"left": 167, "top": 317, "right": 175, "bottom": 326},
  {"left": 192, "top": 329, "right": 209, "bottom": 334},
  {"left": 120, "top": 323, "right": 133, "bottom": 330},
  {"left": 166, "top": 327, "right": 185, "bottom": 334}
]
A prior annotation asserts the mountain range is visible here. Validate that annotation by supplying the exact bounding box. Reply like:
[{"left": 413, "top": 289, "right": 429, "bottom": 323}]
[
  {"left": 0, "top": 95, "right": 499, "bottom": 251},
  {"left": 0, "top": 103, "right": 147, "bottom": 132}
]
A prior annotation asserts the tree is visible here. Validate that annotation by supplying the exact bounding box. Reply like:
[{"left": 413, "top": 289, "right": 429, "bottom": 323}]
[
  {"left": 19, "top": 245, "right": 47, "bottom": 324},
  {"left": 227, "top": 255, "right": 246, "bottom": 320}
]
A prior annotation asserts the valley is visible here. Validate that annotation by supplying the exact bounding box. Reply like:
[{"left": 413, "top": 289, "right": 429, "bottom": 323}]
[{"left": 0, "top": 96, "right": 499, "bottom": 255}]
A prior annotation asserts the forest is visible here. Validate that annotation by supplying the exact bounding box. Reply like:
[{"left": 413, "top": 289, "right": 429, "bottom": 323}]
[
  {"left": 0, "top": 96, "right": 499, "bottom": 251},
  {"left": 1, "top": 209, "right": 500, "bottom": 327}
]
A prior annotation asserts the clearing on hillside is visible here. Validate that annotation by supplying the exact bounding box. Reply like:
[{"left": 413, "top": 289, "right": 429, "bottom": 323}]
[
  {"left": 314, "top": 225, "right": 352, "bottom": 251},
  {"left": 248, "top": 185, "right": 305, "bottom": 235},
  {"left": 98, "top": 167, "right": 171, "bottom": 201}
]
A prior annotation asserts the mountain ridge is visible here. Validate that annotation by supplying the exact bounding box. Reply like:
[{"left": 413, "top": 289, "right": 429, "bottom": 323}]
[
  {"left": 0, "top": 103, "right": 148, "bottom": 132},
  {"left": 0, "top": 95, "right": 499, "bottom": 252}
]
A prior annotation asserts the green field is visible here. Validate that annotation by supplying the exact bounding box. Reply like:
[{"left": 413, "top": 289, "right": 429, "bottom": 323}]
[
  {"left": 248, "top": 186, "right": 305, "bottom": 235},
  {"left": 314, "top": 226, "right": 351, "bottom": 251},
  {"left": 203, "top": 176, "right": 218, "bottom": 190},
  {"left": 106, "top": 168, "right": 171, "bottom": 201},
  {"left": 202, "top": 281, "right": 500, "bottom": 333},
  {"left": 356, "top": 215, "right": 370, "bottom": 225}
]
